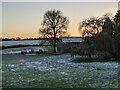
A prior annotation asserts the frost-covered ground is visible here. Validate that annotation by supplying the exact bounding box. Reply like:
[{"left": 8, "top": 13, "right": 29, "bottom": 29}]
[{"left": 2, "top": 54, "right": 119, "bottom": 88}]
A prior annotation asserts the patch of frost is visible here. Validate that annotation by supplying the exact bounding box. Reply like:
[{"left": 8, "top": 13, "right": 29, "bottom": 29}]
[{"left": 8, "top": 64, "right": 15, "bottom": 68}]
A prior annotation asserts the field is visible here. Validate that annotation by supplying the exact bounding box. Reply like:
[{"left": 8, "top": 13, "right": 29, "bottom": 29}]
[{"left": 2, "top": 53, "right": 119, "bottom": 89}]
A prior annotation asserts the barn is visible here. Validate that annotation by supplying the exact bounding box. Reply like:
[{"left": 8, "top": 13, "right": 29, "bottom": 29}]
[{"left": 57, "top": 37, "right": 84, "bottom": 53}]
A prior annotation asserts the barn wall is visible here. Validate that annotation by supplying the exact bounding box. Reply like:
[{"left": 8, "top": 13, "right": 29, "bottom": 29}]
[
  {"left": 63, "top": 42, "right": 82, "bottom": 53},
  {"left": 57, "top": 38, "right": 84, "bottom": 53}
]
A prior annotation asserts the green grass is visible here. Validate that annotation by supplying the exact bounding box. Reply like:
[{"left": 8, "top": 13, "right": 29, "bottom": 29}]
[{"left": 2, "top": 53, "right": 119, "bottom": 88}]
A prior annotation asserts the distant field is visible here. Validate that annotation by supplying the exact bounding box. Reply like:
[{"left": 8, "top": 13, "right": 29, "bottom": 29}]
[
  {"left": 2, "top": 53, "right": 119, "bottom": 88},
  {"left": 1, "top": 40, "right": 40, "bottom": 46}
]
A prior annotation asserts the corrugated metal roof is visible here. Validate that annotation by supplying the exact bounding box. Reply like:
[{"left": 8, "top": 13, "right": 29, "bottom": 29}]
[{"left": 60, "top": 37, "right": 84, "bottom": 43}]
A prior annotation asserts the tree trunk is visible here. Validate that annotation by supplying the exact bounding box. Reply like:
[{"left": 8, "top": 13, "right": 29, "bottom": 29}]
[{"left": 53, "top": 28, "right": 56, "bottom": 54}]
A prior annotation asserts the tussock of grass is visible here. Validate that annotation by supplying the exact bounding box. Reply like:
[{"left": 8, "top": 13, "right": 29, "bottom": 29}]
[{"left": 71, "top": 56, "right": 116, "bottom": 63}]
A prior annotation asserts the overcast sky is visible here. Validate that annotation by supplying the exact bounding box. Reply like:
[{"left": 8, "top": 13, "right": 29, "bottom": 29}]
[{"left": 2, "top": 2, "right": 118, "bottom": 38}]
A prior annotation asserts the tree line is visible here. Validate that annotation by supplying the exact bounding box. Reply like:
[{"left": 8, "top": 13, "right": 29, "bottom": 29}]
[
  {"left": 39, "top": 9, "right": 120, "bottom": 59},
  {"left": 78, "top": 10, "right": 120, "bottom": 59},
  {"left": 1, "top": 37, "right": 54, "bottom": 41}
]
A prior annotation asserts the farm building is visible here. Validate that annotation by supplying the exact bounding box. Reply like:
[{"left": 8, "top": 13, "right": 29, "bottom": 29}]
[
  {"left": 57, "top": 37, "right": 84, "bottom": 53},
  {"left": 40, "top": 37, "right": 84, "bottom": 53}
]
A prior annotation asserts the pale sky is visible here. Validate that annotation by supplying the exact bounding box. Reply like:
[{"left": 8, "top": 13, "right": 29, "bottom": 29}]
[{"left": 2, "top": 2, "right": 118, "bottom": 38}]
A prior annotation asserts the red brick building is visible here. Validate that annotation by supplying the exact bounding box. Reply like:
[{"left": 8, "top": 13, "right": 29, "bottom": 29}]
[{"left": 57, "top": 37, "right": 84, "bottom": 53}]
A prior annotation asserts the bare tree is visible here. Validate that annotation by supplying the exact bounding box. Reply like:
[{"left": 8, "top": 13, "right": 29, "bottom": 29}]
[
  {"left": 79, "top": 13, "right": 114, "bottom": 37},
  {"left": 79, "top": 17, "right": 104, "bottom": 37},
  {"left": 39, "top": 10, "right": 69, "bottom": 53}
]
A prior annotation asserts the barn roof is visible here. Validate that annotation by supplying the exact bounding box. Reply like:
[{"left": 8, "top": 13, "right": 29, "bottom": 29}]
[{"left": 60, "top": 37, "right": 84, "bottom": 43}]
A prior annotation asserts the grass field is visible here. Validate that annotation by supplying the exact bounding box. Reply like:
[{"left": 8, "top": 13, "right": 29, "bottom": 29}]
[{"left": 2, "top": 53, "right": 119, "bottom": 88}]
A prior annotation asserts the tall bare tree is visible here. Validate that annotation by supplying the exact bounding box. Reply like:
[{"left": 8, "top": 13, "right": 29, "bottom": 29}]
[{"left": 39, "top": 10, "right": 69, "bottom": 53}]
